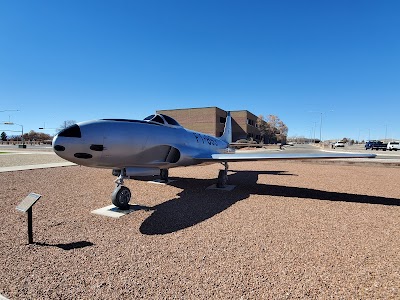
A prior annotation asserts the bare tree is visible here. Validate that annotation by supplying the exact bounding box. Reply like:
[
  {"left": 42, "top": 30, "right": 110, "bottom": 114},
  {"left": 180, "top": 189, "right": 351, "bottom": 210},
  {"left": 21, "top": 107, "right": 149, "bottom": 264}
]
[
  {"left": 257, "top": 114, "right": 288, "bottom": 144},
  {"left": 256, "top": 115, "right": 267, "bottom": 143},
  {"left": 23, "top": 130, "right": 51, "bottom": 142},
  {"left": 57, "top": 120, "right": 76, "bottom": 132},
  {"left": 257, "top": 115, "right": 275, "bottom": 144}
]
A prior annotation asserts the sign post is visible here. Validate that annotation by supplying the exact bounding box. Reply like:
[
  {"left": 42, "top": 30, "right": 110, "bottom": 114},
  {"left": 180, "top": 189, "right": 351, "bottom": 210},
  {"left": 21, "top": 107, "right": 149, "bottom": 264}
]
[{"left": 16, "top": 193, "right": 41, "bottom": 244}]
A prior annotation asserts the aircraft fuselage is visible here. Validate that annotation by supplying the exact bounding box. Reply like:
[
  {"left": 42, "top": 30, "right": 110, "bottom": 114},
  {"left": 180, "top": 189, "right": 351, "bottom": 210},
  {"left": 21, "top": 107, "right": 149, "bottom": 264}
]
[{"left": 53, "top": 119, "right": 229, "bottom": 172}]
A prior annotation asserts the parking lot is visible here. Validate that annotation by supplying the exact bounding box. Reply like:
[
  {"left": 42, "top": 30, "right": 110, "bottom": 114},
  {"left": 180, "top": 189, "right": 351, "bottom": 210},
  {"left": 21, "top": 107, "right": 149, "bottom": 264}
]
[{"left": 0, "top": 148, "right": 399, "bottom": 299}]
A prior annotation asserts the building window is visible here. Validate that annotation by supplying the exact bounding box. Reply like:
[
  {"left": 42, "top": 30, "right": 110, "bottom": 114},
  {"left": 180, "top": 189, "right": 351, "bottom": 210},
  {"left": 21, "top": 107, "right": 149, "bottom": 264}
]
[{"left": 247, "top": 119, "right": 255, "bottom": 126}]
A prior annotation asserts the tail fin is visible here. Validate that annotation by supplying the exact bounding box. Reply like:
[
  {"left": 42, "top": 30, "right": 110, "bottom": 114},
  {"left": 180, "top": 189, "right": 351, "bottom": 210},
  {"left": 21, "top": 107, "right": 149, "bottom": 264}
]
[{"left": 220, "top": 111, "right": 232, "bottom": 144}]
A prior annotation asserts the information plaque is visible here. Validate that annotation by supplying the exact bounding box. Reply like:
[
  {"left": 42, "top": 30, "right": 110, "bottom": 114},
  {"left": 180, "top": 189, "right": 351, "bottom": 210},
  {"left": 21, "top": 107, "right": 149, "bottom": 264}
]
[
  {"left": 16, "top": 193, "right": 42, "bottom": 244},
  {"left": 16, "top": 193, "right": 41, "bottom": 212}
]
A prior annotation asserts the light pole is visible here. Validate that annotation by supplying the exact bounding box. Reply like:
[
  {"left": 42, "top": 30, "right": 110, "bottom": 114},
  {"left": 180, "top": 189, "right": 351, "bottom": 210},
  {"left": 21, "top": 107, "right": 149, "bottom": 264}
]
[
  {"left": 0, "top": 110, "right": 20, "bottom": 123},
  {"left": 38, "top": 124, "right": 57, "bottom": 135},
  {"left": 319, "top": 112, "right": 322, "bottom": 142},
  {"left": 3, "top": 122, "right": 24, "bottom": 145},
  {"left": 384, "top": 124, "right": 388, "bottom": 141},
  {"left": 309, "top": 110, "right": 333, "bottom": 143},
  {"left": 312, "top": 121, "right": 317, "bottom": 143},
  {"left": 0, "top": 110, "right": 19, "bottom": 113},
  {"left": 38, "top": 125, "right": 57, "bottom": 130}
]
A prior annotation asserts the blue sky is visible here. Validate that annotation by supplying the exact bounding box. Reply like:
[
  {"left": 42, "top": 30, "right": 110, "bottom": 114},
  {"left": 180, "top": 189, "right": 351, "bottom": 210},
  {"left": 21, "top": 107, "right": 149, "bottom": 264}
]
[{"left": 1, "top": 0, "right": 399, "bottom": 141}]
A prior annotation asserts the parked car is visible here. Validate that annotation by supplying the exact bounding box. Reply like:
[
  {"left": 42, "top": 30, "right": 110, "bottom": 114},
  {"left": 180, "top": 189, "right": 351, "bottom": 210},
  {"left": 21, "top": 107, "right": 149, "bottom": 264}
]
[
  {"left": 365, "top": 140, "right": 387, "bottom": 150},
  {"left": 334, "top": 141, "right": 345, "bottom": 148},
  {"left": 387, "top": 141, "right": 400, "bottom": 151}
]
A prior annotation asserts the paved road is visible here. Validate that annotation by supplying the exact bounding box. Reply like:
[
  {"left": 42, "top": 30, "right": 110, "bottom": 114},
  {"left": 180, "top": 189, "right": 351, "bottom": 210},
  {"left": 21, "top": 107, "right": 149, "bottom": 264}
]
[
  {"left": 0, "top": 144, "right": 53, "bottom": 152},
  {"left": 0, "top": 145, "right": 74, "bottom": 172},
  {"left": 279, "top": 144, "right": 400, "bottom": 165}
]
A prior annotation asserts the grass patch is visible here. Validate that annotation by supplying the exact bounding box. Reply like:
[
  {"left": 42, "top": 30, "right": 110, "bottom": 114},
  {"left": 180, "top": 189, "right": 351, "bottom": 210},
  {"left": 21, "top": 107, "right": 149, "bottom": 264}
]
[{"left": 0, "top": 152, "right": 9, "bottom": 154}]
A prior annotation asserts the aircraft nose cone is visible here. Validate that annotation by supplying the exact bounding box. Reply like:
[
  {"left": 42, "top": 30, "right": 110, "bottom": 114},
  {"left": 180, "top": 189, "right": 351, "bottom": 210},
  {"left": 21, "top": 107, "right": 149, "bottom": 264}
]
[
  {"left": 52, "top": 123, "right": 99, "bottom": 165},
  {"left": 52, "top": 124, "right": 82, "bottom": 156},
  {"left": 57, "top": 124, "right": 82, "bottom": 138}
]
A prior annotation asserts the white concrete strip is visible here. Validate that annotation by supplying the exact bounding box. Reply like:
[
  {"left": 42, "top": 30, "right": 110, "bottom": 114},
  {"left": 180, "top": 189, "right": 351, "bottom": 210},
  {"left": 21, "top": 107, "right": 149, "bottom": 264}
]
[
  {"left": 0, "top": 162, "right": 76, "bottom": 173},
  {"left": 0, "top": 151, "right": 56, "bottom": 155},
  {"left": 91, "top": 204, "right": 140, "bottom": 218},
  {"left": 148, "top": 179, "right": 177, "bottom": 185},
  {"left": 206, "top": 184, "right": 236, "bottom": 191},
  {"left": 0, "top": 294, "right": 9, "bottom": 300}
]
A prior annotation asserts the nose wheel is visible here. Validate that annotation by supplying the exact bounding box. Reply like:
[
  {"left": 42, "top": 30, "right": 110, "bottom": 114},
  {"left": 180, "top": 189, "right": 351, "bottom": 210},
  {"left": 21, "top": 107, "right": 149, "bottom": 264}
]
[
  {"left": 112, "top": 186, "right": 131, "bottom": 209},
  {"left": 111, "top": 172, "right": 131, "bottom": 210}
]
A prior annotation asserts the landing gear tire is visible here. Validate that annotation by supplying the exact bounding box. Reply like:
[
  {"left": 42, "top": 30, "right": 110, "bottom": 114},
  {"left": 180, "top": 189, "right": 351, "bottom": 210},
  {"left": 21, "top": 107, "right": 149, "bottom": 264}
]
[
  {"left": 160, "top": 169, "right": 169, "bottom": 182},
  {"left": 217, "top": 170, "right": 228, "bottom": 188},
  {"left": 111, "top": 186, "right": 131, "bottom": 210}
]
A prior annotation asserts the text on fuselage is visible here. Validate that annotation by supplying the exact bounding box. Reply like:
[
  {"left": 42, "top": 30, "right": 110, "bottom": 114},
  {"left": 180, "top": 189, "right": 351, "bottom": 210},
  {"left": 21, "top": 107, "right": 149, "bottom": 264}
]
[{"left": 192, "top": 133, "right": 220, "bottom": 147}]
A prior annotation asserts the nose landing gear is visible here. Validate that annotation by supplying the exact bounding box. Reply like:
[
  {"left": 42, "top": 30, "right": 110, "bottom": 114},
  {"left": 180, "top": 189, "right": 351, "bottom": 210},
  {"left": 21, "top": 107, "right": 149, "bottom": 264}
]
[
  {"left": 111, "top": 172, "right": 131, "bottom": 210},
  {"left": 111, "top": 168, "right": 171, "bottom": 210}
]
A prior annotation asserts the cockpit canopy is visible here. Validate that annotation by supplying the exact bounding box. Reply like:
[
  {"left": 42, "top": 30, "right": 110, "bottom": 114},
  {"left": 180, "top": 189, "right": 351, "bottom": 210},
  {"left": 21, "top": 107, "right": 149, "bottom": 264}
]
[{"left": 143, "top": 114, "right": 181, "bottom": 127}]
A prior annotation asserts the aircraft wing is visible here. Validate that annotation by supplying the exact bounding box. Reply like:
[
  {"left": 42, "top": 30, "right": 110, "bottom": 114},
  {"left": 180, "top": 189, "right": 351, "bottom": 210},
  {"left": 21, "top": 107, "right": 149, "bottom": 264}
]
[{"left": 196, "top": 151, "right": 376, "bottom": 162}]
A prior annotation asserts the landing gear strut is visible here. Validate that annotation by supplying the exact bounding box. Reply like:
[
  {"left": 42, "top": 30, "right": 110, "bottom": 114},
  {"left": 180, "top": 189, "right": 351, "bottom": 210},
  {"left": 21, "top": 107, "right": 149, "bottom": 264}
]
[
  {"left": 160, "top": 169, "right": 169, "bottom": 182},
  {"left": 217, "top": 162, "right": 229, "bottom": 188},
  {"left": 111, "top": 171, "right": 131, "bottom": 210}
]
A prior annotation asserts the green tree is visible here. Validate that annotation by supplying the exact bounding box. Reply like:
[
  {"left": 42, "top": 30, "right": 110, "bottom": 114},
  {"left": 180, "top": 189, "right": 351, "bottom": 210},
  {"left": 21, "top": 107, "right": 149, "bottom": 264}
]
[{"left": 1, "top": 132, "right": 7, "bottom": 141}]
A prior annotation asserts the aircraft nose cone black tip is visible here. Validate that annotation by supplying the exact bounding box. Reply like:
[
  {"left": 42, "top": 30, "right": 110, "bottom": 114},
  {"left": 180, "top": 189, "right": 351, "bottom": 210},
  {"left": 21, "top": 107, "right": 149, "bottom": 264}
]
[{"left": 58, "top": 124, "right": 81, "bottom": 138}]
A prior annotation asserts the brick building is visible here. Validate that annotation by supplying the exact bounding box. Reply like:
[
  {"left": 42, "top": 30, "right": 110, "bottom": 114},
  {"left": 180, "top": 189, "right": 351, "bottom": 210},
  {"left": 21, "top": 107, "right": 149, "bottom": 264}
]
[{"left": 157, "top": 107, "right": 261, "bottom": 142}]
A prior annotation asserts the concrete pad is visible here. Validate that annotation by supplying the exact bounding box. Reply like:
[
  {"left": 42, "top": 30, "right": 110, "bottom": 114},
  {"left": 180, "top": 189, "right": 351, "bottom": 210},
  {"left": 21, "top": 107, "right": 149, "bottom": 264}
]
[
  {"left": 91, "top": 204, "right": 151, "bottom": 218},
  {"left": 148, "top": 179, "right": 176, "bottom": 185},
  {"left": 206, "top": 184, "right": 236, "bottom": 191}
]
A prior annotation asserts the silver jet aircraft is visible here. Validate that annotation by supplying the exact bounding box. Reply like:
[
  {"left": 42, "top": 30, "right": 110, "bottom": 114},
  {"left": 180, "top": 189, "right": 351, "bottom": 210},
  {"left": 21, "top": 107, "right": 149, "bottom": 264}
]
[{"left": 53, "top": 112, "right": 375, "bottom": 209}]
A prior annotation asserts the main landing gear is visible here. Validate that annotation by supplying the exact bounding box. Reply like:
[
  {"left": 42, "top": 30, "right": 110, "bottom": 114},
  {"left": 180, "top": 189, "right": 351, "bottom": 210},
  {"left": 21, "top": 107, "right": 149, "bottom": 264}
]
[
  {"left": 111, "top": 165, "right": 229, "bottom": 209},
  {"left": 111, "top": 168, "right": 170, "bottom": 210},
  {"left": 217, "top": 162, "right": 229, "bottom": 188}
]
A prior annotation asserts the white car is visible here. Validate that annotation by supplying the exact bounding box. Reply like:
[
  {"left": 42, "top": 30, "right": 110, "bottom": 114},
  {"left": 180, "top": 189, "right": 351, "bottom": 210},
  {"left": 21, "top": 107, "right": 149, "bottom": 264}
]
[
  {"left": 387, "top": 141, "right": 400, "bottom": 151},
  {"left": 334, "top": 141, "right": 345, "bottom": 148}
]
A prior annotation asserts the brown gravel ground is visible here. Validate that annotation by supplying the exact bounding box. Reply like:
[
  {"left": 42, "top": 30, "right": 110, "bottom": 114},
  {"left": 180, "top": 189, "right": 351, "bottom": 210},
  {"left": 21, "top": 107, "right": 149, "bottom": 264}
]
[{"left": 0, "top": 161, "right": 399, "bottom": 299}]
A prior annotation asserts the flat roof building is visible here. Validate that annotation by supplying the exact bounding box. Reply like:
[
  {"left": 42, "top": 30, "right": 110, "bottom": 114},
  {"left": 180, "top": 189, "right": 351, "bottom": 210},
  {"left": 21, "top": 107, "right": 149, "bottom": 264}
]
[{"left": 157, "top": 107, "right": 261, "bottom": 142}]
